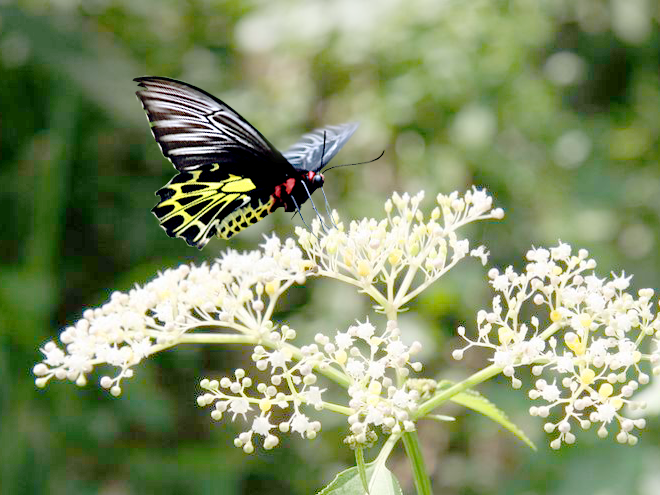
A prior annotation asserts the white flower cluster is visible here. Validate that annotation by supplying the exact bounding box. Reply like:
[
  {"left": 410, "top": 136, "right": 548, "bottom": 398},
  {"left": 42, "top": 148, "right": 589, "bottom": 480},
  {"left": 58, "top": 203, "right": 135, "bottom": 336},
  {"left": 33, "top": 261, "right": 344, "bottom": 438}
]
[
  {"left": 34, "top": 189, "right": 503, "bottom": 454},
  {"left": 196, "top": 323, "right": 325, "bottom": 454},
  {"left": 196, "top": 319, "right": 424, "bottom": 452},
  {"left": 33, "top": 238, "right": 311, "bottom": 395},
  {"left": 454, "top": 242, "right": 660, "bottom": 448},
  {"left": 297, "top": 188, "right": 503, "bottom": 315},
  {"left": 338, "top": 320, "right": 424, "bottom": 442}
]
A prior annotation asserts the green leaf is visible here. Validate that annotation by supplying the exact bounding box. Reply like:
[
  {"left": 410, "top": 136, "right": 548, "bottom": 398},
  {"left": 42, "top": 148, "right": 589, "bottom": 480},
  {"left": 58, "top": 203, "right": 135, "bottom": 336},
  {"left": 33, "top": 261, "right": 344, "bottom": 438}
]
[
  {"left": 317, "top": 462, "right": 403, "bottom": 495},
  {"left": 438, "top": 381, "right": 537, "bottom": 450}
]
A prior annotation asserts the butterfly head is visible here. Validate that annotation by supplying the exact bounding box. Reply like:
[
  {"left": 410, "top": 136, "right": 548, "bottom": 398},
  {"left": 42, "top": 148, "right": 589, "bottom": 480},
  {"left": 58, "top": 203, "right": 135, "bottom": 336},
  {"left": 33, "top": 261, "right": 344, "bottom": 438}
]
[
  {"left": 307, "top": 170, "right": 324, "bottom": 188},
  {"left": 277, "top": 170, "right": 325, "bottom": 213}
]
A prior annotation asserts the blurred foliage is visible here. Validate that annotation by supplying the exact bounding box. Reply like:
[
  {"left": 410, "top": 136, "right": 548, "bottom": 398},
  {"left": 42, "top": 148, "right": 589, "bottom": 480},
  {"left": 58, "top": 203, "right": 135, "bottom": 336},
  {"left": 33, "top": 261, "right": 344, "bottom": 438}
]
[{"left": 1, "top": 0, "right": 660, "bottom": 494}]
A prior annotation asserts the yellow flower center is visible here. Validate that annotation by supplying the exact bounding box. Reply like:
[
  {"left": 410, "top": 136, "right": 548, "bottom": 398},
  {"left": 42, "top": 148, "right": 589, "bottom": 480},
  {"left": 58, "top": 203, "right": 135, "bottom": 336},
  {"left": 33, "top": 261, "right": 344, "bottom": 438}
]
[
  {"left": 335, "top": 350, "right": 347, "bottom": 365},
  {"left": 357, "top": 260, "right": 371, "bottom": 277},
  {"left": 498, "top": 327, "right": 514, "bottom": 345},
  {"left": 578, "top": 313, "right": 592, "bottom": 329},
  {"left": 598, "top": 383, "right": 614, "bottom": 399},
  {"left": 388, "top": 249, "right": 402, "bottom": 265},
  {"left": 265, "top": 281, "right": 279, "bottom": 296},
  {"left": 260, "top": 399, "right": 272, "bottom": 412},
  {"left": 580, "top": 368, "right": 596, "bottom": 385},
  {"left": 566, "top": 334, "right": 587, "bottom": 356}
]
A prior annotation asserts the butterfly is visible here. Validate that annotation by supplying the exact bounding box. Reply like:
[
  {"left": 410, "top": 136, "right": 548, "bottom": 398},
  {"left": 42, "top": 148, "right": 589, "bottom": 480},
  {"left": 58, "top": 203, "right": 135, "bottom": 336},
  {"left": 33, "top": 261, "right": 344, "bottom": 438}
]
[{"left": 134, "top": 76, "right": 358, "bottom": 249}]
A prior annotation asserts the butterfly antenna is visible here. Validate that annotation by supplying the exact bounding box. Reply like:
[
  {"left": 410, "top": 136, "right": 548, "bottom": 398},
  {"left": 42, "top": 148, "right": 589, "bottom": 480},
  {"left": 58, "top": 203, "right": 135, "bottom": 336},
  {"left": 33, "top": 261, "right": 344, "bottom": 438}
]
[
  {"left": 317, "top": 149, "right": 386, "bottom": 230},
  {"left": 317, "top": 130, "right": 339, "bottom": 229},
  {"left": 321, "top": 150, "right": 385, "bottom": 173}
]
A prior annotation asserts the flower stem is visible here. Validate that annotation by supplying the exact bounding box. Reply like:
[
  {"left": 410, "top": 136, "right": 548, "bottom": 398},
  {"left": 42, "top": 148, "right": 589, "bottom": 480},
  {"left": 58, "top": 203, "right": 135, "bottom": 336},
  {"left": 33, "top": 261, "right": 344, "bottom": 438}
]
[
  {"left": 402, "top": 431, "right": 433, "bottom": 495},
  {"left": 415, "top": 363, "right": 503, "bottom": 418},
  {"left": 355, "top": 448, "right": 369, "bottom": 494}
]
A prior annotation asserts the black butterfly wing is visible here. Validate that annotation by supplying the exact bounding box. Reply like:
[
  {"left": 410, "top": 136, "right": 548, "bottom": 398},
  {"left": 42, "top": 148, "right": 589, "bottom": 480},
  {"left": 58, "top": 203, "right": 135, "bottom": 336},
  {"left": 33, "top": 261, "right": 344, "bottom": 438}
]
[
  {"left": 134, "top": 76, "right": 294, "bottom": 174},
  {"left": 282, "top": 123, "right": 359, "bottom": 172},
  {"left": 135, "top": 77, "right": 301, "bottom": 248},
  {"left": 152, "top": 164, "right": 277, "bottom": 249}
]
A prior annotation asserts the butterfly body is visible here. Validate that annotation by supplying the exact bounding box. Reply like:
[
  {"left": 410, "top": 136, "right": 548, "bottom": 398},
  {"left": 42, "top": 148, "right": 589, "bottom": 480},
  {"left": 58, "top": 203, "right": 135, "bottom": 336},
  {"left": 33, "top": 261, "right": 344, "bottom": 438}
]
[
  {"left": 273, "top": 171, "right": 325, "bottom": 212},
  {"left": 135, "top": 76, "right": 357, "bottom": 249}
]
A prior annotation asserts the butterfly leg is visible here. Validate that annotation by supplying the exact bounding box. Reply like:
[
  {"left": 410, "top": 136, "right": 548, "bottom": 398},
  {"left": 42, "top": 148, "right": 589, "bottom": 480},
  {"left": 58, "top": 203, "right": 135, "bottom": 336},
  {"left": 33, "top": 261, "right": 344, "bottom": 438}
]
[
  {"left": 319, "top": 186, "right": 339, "bottom": 229},
  {"left": 290, "top": 194, "right": 320, "bottom": 238},
  {"left": 300, "top": 180, "right": 329, "bottom": 233}
]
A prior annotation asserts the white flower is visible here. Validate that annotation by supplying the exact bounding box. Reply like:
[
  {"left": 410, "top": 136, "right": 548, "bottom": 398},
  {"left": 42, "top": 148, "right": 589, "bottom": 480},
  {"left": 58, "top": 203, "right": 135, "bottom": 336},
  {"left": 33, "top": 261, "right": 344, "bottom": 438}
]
[
  {"left": 554, "top": 354, "right": 575, "bottom": 374},
  {"left": 38, "top": 190, "right": 502, "bottom": 454},
  {"left": 470, "top": 245, "right": 490, "bottom": 265},
  {"left": 594, "top": 402, "right": 616, "bottom": 423},
  {"left": 539, "top": 382, "right": 561, "bottom": 402},
  {"left": 367, "top": 359, "right": 387, "bottom": 379},
  {"left": 550, "top": 242, "right": 571, "bottom": 260},
  {"left": 492, "top": 274, "right": 509, "bottom": 292},
  {"left": 34, "top": 240, "right": 311, "bottom": 393},
  {"left": 302, "top": 386, "right": 324, "bottom": 407},
  {"left": 391, "top": 389, "right": 416, "bottom": 409},
  {"left": 386, "top": 340, "right": 406, "bottom": 358},
  {"left": 229, "top": 397, "right": 251, "bottom": 420},
  {"left": 251, "top": 415, "right": 275, "bottom": 436},
  {"left": 267, "top": 349, "right": 291, "bottom": 371},
  {"left": 456, "top": 241, "right": 655, "bottom": 448},
  {"left": 364, "top": 407, "right": 385, "bottom": 427},
  {"left": 296, "top": 188, "right": 503, "bottom": 314},
  {"left": 586, "top": 293, "right": 606, "bottom": 312},
  {"left": 611, "top": 272, "right": 632, "bottom": 291},
  {"left": 334, "top": 331, "right": 354, "bottom": 350},
  {"left": 354, "top": 320, "right": 376, "bottom": 340},
  {"left": 346, "top": 358, "right": 366, "bottom": 378},
  {"left": 290, "top": 413, "right": 312, "bottom": 435}
]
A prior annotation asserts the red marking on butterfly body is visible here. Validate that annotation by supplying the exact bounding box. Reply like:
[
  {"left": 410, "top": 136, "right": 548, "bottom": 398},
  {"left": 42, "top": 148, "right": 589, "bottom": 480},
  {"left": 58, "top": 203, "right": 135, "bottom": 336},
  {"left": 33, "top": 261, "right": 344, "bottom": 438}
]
[{"left": 271, "top": 172, "right": 325, "bottom": 213}]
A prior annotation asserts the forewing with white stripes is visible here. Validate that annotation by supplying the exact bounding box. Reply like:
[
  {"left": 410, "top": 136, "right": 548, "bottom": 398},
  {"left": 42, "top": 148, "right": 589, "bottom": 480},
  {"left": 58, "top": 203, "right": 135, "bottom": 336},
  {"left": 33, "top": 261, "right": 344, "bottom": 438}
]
[{"left": 135, "top": 77, "right": 289, "bottom": 172}]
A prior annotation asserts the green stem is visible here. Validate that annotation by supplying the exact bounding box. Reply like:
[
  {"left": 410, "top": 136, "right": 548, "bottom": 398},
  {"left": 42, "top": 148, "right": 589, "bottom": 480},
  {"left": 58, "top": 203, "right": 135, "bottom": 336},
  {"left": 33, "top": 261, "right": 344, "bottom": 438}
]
[
  {"left": 402, "top": 431, "right": 432, "bottom": 495},
  {"left": 538, "top": 321, "right": 562, "bottom": 340},
  {"left": 399, "top": 255, "right": 461, "bottom": 307},
  {"left": 319, "top": 402, "right": 353, "bottom": 416},
  {"left": 385, "top": 308, "right": 398, "bottom": 322},
  {"left": 392, "top": 263, "right": 420, "bottom": 310},
  {"left": 355, "top": 448, "right": 369, "bottom": 494},
  {"left": 415, "top": 364, "right": 503, "bottom": 418}
]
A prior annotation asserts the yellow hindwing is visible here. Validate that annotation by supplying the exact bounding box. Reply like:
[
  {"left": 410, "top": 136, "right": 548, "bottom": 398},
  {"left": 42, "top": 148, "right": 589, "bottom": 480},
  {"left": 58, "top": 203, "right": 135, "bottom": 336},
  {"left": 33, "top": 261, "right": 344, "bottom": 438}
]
[{"left": 152, "top": 164, "right": 275, "bottom": 248}]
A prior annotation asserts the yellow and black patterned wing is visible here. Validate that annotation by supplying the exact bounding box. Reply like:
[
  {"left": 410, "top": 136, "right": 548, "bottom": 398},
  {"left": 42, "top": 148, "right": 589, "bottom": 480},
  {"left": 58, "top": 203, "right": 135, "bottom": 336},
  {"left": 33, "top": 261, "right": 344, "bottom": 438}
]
[{"left": 152, "top": 163, "right": 276, "bottom": 249}]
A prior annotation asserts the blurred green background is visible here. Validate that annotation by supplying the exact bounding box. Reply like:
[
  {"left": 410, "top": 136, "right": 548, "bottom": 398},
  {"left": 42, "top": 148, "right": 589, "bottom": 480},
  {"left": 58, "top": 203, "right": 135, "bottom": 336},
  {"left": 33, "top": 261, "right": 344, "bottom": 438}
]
[{"left": 2, "top": 0, "right": 660, "bottom": 494}]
